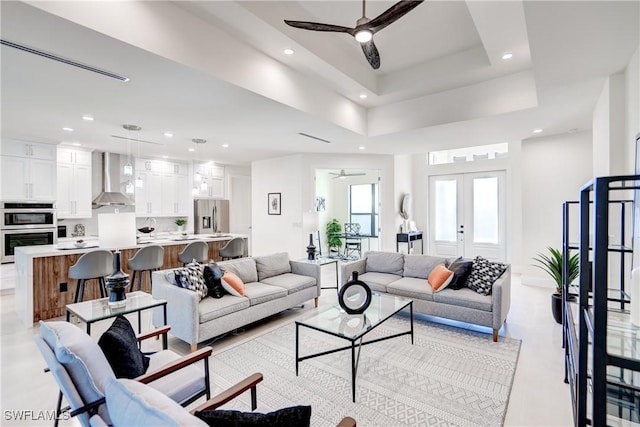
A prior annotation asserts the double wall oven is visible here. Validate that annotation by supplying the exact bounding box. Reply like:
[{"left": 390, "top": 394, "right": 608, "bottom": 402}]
[{"left": 1, "top": 202, "right": 57, "bottom": 263}]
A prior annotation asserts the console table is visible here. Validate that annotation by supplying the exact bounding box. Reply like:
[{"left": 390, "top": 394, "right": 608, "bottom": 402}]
[{"left": 396, "top": 232, "right": 423, "bottom": 253}]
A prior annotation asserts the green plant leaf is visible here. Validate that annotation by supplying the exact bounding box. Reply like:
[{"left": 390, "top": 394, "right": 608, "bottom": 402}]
[{"left": 532, "top": 246, "right": 580, "bottom": 293}]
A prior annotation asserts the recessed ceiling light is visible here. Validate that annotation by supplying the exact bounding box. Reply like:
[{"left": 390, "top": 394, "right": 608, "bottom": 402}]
[
  {"left": 81, "top": 115, "right": 94, "bottom": 121},
  {"left": 359, "top": 94, "right": 367, "bottom": 99},
  {"left": 163, "top": 132, "right": 173, "bottom": 138},
  {"left": 533, "top": 128, "right": 543, "bottom": 133},
  {"left": 162, "top": 155, "right": 169, "bottom": 159},
  {"left": 358, "top": 146, "right": 366, "bottom": 150},
  {"left": 188, "top": 148, "right": 195, "bottom": 152},
  {"left": 62, "top": 127, "right": 74, "bottom": 132},
  {"left": 221, "top": 144, "right": 229, "bottom": 148},
  {"left": 501, "top": 52, "right": 513, "bottom": 60},
  {"left": 284, "top": 48, "right": 294, "bottom": 55}
]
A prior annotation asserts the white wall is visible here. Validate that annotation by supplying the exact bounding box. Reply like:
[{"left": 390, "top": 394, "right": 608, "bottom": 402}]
[
  {"left": 625, "top": 46, "right": 640, "bottom": 174},
  {"left": 394, "top": 154, "right": 413, "bottom": 236},
  {"left": 593, "top": 73, "right": 628, "bottom": 176},
  {"left": 520, "top": 131, "right": 593, "bottom": 287}
]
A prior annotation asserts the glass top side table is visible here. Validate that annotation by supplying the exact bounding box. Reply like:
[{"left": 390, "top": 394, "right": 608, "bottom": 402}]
[{"left": 65, "top": 291, "right": 167, "bottom": 336}]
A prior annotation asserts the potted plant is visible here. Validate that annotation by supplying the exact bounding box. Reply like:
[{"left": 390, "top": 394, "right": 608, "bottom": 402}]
[
  {"left": 533, "top": 246, "right": 579, "bottom": 324},
  {"left": 175, "top": 218, "right": 187, "bottom": 232},
  {"left": 326, "top": 219, "right": 343, "bottom": 255}
]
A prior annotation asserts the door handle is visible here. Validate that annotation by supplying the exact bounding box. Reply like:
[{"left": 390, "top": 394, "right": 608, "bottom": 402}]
[{"left": 457, "top": 230, "right": 464, "bottom": 234}]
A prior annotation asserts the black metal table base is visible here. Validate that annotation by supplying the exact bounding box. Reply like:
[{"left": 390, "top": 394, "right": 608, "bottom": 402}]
[{"left": 295, "top": 302, "right": 413, "bottom": 402}]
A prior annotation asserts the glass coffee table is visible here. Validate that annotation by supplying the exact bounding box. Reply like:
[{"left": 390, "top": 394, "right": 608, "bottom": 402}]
[
  {"left": 65, "top": 291, "right": 167, "bottom": 339},
  {"left": 295, "top": 293, "right": 413, "bottom": 402}
]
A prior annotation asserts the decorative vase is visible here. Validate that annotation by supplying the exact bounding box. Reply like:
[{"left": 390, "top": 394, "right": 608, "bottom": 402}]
[{"left": 551, "top": 293, "right": 562, "bottom": 324}]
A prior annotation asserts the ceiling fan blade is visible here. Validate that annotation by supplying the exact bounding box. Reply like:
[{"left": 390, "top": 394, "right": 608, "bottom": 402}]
[
  {"left": 360, "top": 39, "right": 380, "bottom": 70},
  {"left": 284, "top": 20, "right": 354, "bottom": 35},
  {"left": 367, "top": 0, "right": 424, "bottom": 34}
]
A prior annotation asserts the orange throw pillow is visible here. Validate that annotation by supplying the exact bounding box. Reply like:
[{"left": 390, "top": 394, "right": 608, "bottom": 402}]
[
  {"left": 428, "top": 264, "right": 454, "bottom": 292},
  {"left": 222, "top": 271, "right": 245, "bottom": 296}
]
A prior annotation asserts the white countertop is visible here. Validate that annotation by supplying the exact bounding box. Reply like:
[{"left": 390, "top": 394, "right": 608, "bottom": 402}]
[{"left": 15, "top": 233, "right": 247, "bottom": 258}]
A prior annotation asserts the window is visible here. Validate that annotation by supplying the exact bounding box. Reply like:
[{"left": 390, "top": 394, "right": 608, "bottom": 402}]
[
  {"left": 428, "top": 142, "right": 509, "bottom": 165},
  {"left": 349, "top": 183, "right": 378, "bottom": 237}
]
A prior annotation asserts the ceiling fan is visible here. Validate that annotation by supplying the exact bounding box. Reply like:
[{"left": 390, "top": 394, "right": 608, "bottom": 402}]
[
  {"left": 330, "top": 169, "right": 366, "bottom": 179},
  {"left": 284, "top": 0, "right": 424, "bottom": 70}
]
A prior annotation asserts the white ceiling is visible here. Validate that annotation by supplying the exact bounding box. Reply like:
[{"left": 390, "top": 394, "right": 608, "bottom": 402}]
[{"left": 1, "top": 1, "right": 638, "bottom": 165}]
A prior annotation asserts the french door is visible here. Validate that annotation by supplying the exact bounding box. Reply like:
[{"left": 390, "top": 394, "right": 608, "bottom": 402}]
[{"left": 428, "top": 171, "right": 506, "bottom": 261}]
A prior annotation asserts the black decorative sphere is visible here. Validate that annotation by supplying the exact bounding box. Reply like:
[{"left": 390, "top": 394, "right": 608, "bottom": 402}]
[{"left": 338, "top": 272, "right": 372, "bottom": 314}]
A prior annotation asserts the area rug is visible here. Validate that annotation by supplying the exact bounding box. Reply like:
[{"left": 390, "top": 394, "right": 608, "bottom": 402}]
[{"left": 208, "top": 314, "right": 521, "bottom": 427}]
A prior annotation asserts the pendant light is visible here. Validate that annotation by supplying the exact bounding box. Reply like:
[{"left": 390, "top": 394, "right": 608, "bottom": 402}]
[
  {"left": 192, "top": 138, "right": 207, "bottom": 194},
  {"left": 122, "top": 125, "right": 135, "bottom": 177},
  {"left": 133, "top": 125, "right": 144, "bottom": 188}
]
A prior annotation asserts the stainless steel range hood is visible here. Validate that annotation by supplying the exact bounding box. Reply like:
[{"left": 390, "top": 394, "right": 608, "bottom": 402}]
[{"left": 92, "top": 152, "right": 134, "bottom": 206}]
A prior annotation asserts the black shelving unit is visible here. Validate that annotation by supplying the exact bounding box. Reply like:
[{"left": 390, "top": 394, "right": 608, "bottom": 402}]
[{"left": 562, "top": 176, "right": 640, "bottom": 426}]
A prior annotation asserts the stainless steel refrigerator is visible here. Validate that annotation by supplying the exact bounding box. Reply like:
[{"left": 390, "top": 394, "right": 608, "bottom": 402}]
[{"left": 194, "top": 199, "right": 229, "bottom": 235}]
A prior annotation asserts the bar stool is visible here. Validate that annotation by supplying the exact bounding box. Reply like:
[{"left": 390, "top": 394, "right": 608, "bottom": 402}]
[
  {"left": 178, "top": 241, "right": 208, "bottom": 265},
  {"left": 219, "top": 238, "right": 245, "bottom": 260},
  {"left": 68, "top": 250, "right": 113, "bottom": 303},
  {"left": 127, "top": 245, "right": 164, "bottom": 291}
]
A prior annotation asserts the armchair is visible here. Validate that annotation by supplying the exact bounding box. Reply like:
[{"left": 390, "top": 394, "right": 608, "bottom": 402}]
[
  {"left": 34, "top": 320, "right": 212, "bottom": 426},
  {"left": 89, "top": 375, "right": 356, "bottom": 427}
]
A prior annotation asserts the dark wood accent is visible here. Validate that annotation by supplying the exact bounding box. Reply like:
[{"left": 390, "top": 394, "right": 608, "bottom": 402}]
[
  {"left": 136, "top": 346, "right": 213, "bottom": 384},
  {"left": 191, "top": 373, "right": 264, "bottom": 412},
  {"left": 31, "top": 239, "right": 235, "bottom": 322}
]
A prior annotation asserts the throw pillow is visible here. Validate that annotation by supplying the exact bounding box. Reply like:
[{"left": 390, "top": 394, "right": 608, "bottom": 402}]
[
  {"left": 465, "top": 256, "right": 507, "bottom": 295},
  {"left": 174, "top": 261, "right": 208, "bottom": 301},
  {"left": 254, "top": 252, "right": 292, "bottom": 281},
  {"left": 203, "top": 262, "right": 224, "bottom": 299},
  {"left": 221, "top": 271, "right": 245, "bottom": 296},
  {"left": 98, "top": 315, "right": 150, "bottom": 379},
  {"left": 194, "top": 406, "right": 311, "bottom": 427},
  {"left": 427, "top": 264, "right": 454, "bottom": 292},
  {"left": 447, "top": 258, "right": 474, "bottom": 290}
]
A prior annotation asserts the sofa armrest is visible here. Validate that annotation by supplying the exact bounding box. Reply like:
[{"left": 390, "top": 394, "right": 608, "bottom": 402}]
[
  {"left": 340, "top": 259, "right": 367, "bottom": 288},
  {"left": 152, "top": 270, "right": 200, "bottom": 346},
  {"left": 491, "top": 265, "right": 511, "bottom": 330},
  {"left": 290, "top": 260, "right": 322, "bottom": 297}
]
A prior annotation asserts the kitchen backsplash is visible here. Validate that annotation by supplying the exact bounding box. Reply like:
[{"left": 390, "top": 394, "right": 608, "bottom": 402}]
[{"left": 57, "top": 205, "right": 190, "bottom": 237}]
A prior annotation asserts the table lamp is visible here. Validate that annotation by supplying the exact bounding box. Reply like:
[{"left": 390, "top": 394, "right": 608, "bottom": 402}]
[
  {"left": 98, "top": 211, "right": 136, "bottom": 307},
  {"left": 303, "top": 211, "right": 319, "bottom": 260}
]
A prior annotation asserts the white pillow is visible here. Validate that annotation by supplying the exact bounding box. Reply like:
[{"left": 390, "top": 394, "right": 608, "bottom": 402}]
[{"left": 105, "top": 377, "right": 207, "bottom": 426}]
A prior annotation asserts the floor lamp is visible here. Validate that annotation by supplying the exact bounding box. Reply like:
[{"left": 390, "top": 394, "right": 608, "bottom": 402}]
[{"left": 98, "top": 211, "right": 136, "bottom": 307}]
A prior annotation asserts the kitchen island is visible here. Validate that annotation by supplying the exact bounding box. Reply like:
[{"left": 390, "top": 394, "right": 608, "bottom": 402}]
[{"left": 14, "top": 233, "right": 247, "bottom": 327}]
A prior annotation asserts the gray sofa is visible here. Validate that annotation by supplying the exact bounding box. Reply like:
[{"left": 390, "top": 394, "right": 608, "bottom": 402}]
[
  {"left": 340, "top": 251, "right": 510, "bottom": 341},
  {"left": 152, "top": 253, "right": 321, "bottom": 351}
]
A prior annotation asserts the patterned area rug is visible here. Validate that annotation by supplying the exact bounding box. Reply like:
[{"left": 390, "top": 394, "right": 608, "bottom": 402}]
[{"left": 209, "top": 314, "right": 521, "bottom": 427}]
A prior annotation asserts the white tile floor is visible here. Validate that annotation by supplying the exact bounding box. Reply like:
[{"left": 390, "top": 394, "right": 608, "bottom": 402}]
[{"left": 0, "top": 262, "right": 573, "bottom": 426}]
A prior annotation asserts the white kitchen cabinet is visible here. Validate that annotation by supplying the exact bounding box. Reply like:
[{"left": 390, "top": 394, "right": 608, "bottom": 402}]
[
  {"left": 135, "top": 171, "right": 163, "bottom": 216},
  {"left": 160, "top": 174, "right": 189, "bottom": 216},
  {"left": 56, "top": 148, "right": 92, "bottom": 218},
  {"left": 135, "top": 158, "right": 189, "bottom": 217},
  {"left": 2, "top": 139, "right": 56, "bottom": 160},
  {"left": 194, "top": 163, "right": 225, "bottom": 198},
  {"left": 1, "top": 150, "right": 56, "bottom": 201}
]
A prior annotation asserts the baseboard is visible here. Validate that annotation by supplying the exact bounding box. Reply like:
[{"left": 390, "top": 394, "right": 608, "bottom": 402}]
[{"left": 521, "top": 276, "right": 556, "bottom": 289}]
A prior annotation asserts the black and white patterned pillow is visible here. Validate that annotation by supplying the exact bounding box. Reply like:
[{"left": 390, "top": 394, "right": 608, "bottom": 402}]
[
  {"left": 465, "top": 256, "right": 506, "bottom": 296},
  {"left": 174, "top": 261, "right": 208, "bottom": 301}
]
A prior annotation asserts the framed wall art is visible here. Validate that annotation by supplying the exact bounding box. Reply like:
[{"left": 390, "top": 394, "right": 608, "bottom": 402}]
[{"left": 268, "top": 192, "right": 281, "bottom": 215}]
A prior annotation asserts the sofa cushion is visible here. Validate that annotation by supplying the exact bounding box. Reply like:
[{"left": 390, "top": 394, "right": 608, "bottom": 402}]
[
  {"left": 357, "top": 272, "right": 401, "bottom": 293},
  {"left": 261, "top": 273, "right": 316, "bottom": 294},
  {"left": 365, "top": 251, "right": 404, "bottom": 276},
  {"left": 447, "top": 258, "right": 474, "bottom": 290},
  {"left": 243, "top": 282, "right": 288, "bottom": 306},
  {"left": 254, "top": 253, "right": 292, "bottom": 281},
  {"left": 428, "top": 264, "right": 454, "bottom": 292},
  {"left": 222, "top": 271, "right": 245, "bottom": 296},
  {"left": 220, "top": 258, "right": 258, "bottom": 284},
  {"left": 432, "top": 287, "right": 492, "bottom": 312},
  {"left": 465, "top": 256, "right": 507, "bottom": 296},
  {"left": 174, "top": 261, "right": 208, "bottom": 301},
  {"left": 386, "top": 277, "right": 434, "bottom": 301},
  {"left": 403, "top": 255, "right": 448, "bottom": 279},
  {"left": 199, "top": 295, "right": 250, "bottom": 323}
]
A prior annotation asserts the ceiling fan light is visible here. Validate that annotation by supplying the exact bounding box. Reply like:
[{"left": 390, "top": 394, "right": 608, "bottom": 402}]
[{"left": 355, "top": 30, "right": 372, "bottom": 43}]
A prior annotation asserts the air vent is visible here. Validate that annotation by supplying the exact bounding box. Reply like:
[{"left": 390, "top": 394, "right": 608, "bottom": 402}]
[
  {"left": 1, "top": 39, "right": 130, "bottom": 82},
  {"left": 111, "top": 135, "right": 163, "bottom": 146},
  {"left": 298, "top": 132, "right": 331, "bottom": 143}
]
